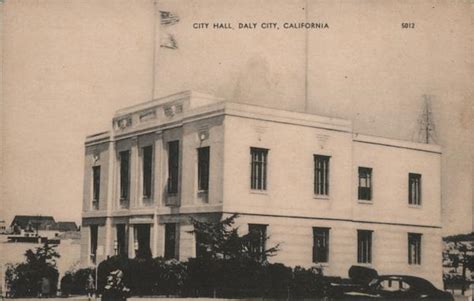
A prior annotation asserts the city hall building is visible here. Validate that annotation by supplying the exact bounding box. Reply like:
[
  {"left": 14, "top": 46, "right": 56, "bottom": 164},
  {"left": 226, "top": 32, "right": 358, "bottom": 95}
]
[{"left": 81, "top": 91, "right": 443, "bottom": 285}]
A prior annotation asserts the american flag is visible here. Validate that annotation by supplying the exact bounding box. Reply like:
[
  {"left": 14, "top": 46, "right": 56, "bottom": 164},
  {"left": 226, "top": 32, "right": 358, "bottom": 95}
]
[
  {"left": 160, "top": 11, "right": 180, "bottom": 26},
  {"left": 159, "top": 10, "right": 179, "bottom": 49}
]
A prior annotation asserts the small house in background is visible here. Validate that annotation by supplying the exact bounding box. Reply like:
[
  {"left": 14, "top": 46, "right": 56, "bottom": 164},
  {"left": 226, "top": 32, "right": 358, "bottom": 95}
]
[
  {"left": 56, "top": 221, "right": 79, "bottom": 232},
  {"left": 10, "top": 215, "right": 58, "bottom": 239},
  {"left": 0, "top": 220, "right": 6, "bottom": 234}
]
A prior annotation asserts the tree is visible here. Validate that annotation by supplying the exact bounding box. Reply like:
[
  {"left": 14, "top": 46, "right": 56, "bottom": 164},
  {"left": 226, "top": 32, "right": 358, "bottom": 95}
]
[
  {"left": 5, "top": 242, "right": 60, "bottom": 297},
  {"left": 189, "top": 213, "right": 279, "bottom": 261},
  {"left": 443, "top": 232, "right": 474, "bottom": 295}
]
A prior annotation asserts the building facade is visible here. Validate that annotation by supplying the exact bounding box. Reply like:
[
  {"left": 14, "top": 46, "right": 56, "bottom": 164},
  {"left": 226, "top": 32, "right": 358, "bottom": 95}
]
[{"left": 81, "top": 91, "right": 443, "bottom": 286}]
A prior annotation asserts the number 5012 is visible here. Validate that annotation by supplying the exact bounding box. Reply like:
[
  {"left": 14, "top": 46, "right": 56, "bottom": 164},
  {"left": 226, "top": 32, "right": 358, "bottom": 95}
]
[{"left": 401, "top": 23, "right": 415, "bottom": 29}]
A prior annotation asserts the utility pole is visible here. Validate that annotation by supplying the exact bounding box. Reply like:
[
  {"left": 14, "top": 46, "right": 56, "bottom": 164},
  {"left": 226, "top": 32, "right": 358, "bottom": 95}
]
[{"left": 417, "top": 95, "right": 437, "bottom": 144}]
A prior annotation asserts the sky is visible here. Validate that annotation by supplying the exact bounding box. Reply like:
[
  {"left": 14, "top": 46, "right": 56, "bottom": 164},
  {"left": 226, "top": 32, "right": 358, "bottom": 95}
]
[{"left": 1, "top": 0, "right": 472, "bottom": 234}]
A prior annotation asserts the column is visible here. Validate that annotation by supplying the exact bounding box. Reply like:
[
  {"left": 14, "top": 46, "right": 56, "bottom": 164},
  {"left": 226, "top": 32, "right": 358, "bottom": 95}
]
[
  {"left": 105, "top": 139, "right": 116, "bottom": 256},
  {"left": 152, "top": 131, "right": 163, "bottom": 256}
]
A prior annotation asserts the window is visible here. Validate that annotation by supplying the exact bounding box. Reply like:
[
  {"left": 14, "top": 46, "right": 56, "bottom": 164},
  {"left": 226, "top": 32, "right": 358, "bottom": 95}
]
[
  {"left": 90, "top": 225, "right": 98, "bottom": 264},
  {"left": 313, "top": 227, "right": 330, "bottom": 263},
  {"left": 119, "top": 151, "right": 130, "bottom": 203},
  {"left": 92, "top": 166, "right": 101, "bottom": 209},
  {"left": 167, "top": 141, "right": 179, "bottom": 194},
  {"left": 248, "top": 224, "right": 267, "bottom": 261},
  {"left": 142, "top": 145, "right": 153, "bottom": 199},
  {"left": 134, "top": 224, "right": 151, "bottom": 259},
  {"left": 357, "top": 230, "right": 372, "bottom": 263},
  {"left": 116, "top": 224, "right": 128, "bottom": 257},
  {"left": 195, "top": 232, "right": 206, "bottom": 258},
  {"left": 408, "top": 233, "right": 422, "bottom": 265},
  {"left": 358, "top": 167, "right": 372, "bottom": 201},
  {"left": 408, "top": 173, "right": 421, "bottom": 205},
  {"left": 197, "top": 147, "right": 210, "bottom": 191},
  {"left": 165, "top": 223, "right": 178, "bottom": 260},
  {"left": 250, "top": 147, "right": 268, "bottom": 190},
  {"left": 314, "top": 155, "right": 330, "bottom": 196}
]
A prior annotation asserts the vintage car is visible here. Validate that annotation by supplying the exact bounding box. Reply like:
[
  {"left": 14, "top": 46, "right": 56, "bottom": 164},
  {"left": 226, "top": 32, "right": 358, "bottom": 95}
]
[{"left": 327, "top": 266, "right": 454, "bottom": 301}]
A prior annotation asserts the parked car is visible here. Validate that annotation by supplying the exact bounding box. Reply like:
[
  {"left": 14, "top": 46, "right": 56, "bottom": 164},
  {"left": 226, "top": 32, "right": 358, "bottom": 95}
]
[{"left": 327, "top": 266, "right": 454, "bottom": 301}]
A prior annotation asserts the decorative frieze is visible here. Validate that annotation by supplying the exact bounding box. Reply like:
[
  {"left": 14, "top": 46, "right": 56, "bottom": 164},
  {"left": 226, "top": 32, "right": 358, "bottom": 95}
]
[
  {"left": 114, "top": 116, "right": 132, "bottom": 130},
  {"left": 164, "top": 103, "right": 184, "bottom": 118},
  {"left": 139, "top": 109, "right": 157, "bottom": 122}
]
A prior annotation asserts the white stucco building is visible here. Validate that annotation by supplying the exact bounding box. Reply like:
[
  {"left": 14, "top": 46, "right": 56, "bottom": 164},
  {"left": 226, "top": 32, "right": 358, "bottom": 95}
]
[{"left": 81, "top": 91, "right": 443, "bottom": 286}]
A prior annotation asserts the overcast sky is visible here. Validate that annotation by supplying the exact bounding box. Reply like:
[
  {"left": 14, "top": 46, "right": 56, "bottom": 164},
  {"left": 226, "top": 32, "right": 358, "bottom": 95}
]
[{"left": 1, "top": 0, "right": 472, "bottom": 234}]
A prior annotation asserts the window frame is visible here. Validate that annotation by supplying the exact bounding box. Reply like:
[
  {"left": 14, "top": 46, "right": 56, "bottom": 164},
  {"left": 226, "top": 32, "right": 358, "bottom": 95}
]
[
  {"left": 408, "top": 173, "right": 422, "bottom": 206},
  {"left": 248, "top": 224, "right": 268, "bottom": 261},
  {"left": 167, "top": 141, "right": 180, "bottom": 195},
  {"left": 141, "top": 145, "right": 154, "bottom": 200},
  {"left": 250, "top": 147, "right": 269, "bottom": 191},
  {"left": 90, "top": 225, "right": 98, "bottom": 264},
  {"left": 116, "top": 224, "right": 128, "bottom": 257},
  {"left": 313, "top": 227, "right": 330, "bottom": 263},
  {"left": 197, "top": 146, "right": 210, "bottom": 192},
  {"left": 314, "top": 155, "right": 331, "bottom": 196},
  {"left": 358, "top": 167, "right": 372, "bottom": 201},
  {"left": 92, "top": 165, "right": 101, "bottom": 209},
  {"left": 164, "top": 223, "right": 179, "bottom": 260},
  {"left": 119, "top": 150, "right": 130, "bottom": 204},
  {"left": 408, "top": 233, "right": 422, "bottom": 265},
  {"left": 357, "top": 229, "right": 373, "bottom": 264}
]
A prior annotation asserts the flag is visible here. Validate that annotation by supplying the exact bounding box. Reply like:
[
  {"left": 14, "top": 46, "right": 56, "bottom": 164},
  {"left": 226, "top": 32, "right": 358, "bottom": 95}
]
[
  {"left": 159, "top": 10, "right": 179, "bottom": 49},
  {"left": 160, "top": 11, "right": 180, "bottom": 26}
]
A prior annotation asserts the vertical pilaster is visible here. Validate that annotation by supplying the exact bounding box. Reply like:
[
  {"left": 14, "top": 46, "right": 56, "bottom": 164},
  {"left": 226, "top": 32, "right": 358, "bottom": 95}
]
[
  {"left": 129, "top": 224, "right": 136, "bottom": 258},
  {"left": 105, "top": 140, "right": 116, "bottom": 256},
  {"left": 152, "top": 131, "right": 163, "bottom": 256}
]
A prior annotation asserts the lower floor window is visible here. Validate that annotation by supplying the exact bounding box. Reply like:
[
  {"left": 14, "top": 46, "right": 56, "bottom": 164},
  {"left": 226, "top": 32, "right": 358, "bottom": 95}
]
[
  {"left": 116, "top": 224, "right": 128, "bottom": 256},
  {"left": 357, "top": 230, "right": 372, "bottom": 263},
  {"left": 134, "top": 224, "right": 151, "bottom": 259},
  {"left": 248, "top": 224, "right": 267, "bottom": 261},
  {"left": 408, "top": 233, "right": 422, "bottom": 265},
  {"left": 165, "top": 223, "right": 179, "bottom": 260},
  {"left": 90, "top": 225, "right": 98, "bottom": 264},
  {"left": 313, "top": 227, "right": 330, "bottom": 263}
]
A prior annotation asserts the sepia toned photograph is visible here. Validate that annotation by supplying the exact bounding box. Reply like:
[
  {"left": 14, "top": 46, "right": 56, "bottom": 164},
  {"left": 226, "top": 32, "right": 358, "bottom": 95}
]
[{"left": 0, "top": 0, "right": 472, "bottom": 300}]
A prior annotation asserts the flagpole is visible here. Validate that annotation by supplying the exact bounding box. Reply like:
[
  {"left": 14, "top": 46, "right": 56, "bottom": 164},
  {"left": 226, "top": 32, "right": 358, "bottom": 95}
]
[
  {"left": 304, "top": 0, "right": 309, "bottom": 112},
  {"left": 151, "top": 0, "right": 158, "bottom": 101}
]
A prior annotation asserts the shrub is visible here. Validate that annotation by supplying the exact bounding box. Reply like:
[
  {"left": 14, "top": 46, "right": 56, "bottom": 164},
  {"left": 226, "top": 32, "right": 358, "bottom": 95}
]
[
  {"left": 97, "top": 256, "right": 131, "bottom": 294},
  {"left": 151, "top": 258, "right": 187, "bottom": 296},
  {"left": 290, "top": 265, "right": 328, "bottom": 298},
  {"left": 60, "top": 267, "right": 95, "bottom": 296},
  {"left": 5, "top": 243, "right": 60, "bottom": 298}
]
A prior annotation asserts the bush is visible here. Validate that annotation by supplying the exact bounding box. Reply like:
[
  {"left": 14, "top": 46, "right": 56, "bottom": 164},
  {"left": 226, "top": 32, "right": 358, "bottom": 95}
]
[
  {"left": 96, "top": 256, "right": 187, "bottom": 297},
  {"left": 290, "top": 265, "right": 328, "bottom": 298},
  {"left": 5, "top": 243, "right": 60, "bottom": 298},
  {"left": 60, "top": 267, "right": 95, "bottom": 296},
  {"left": 97, "top": 256, "right": 131, "bottom": 294}
]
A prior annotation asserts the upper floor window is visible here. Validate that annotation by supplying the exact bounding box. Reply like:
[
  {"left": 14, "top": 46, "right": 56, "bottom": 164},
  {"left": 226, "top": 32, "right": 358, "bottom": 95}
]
[
  {"left": 357, "top": 230, "right": 372, "bottom": 264},
  {"left": 119, "top": 151, "right": 130, "bottom": 202},
  {"left": 408, "top": 233, "right": 422, "bottom": 265},
  {"left": 248, "top": 224, "right": 267, "bottom": 261},
  {"left": 197, "top": 147, "right": 210, "bottom": 191},
  {"left": 250, "top": 147, "right": 268, "bottom": 190},
  {"left": 142, "top": 145, "right": 153, "bottom": 199},
  {"left": 167, "top": 141, "right": 180, "bottom": 194},
  {"left": 314, "top": 155, "right": 330, "bottom": 196},
  {"left": 408, "top": 173, "right": 422, "bottom": 206},
  {"left": 313, "top": 227, "right": 330, "bottom": 263},
  {"left": 92, "top": 166, "right": 101, "bottom": 209},
  {"left": 358, "top": 167, "right": 372, "bottom": 201}
]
